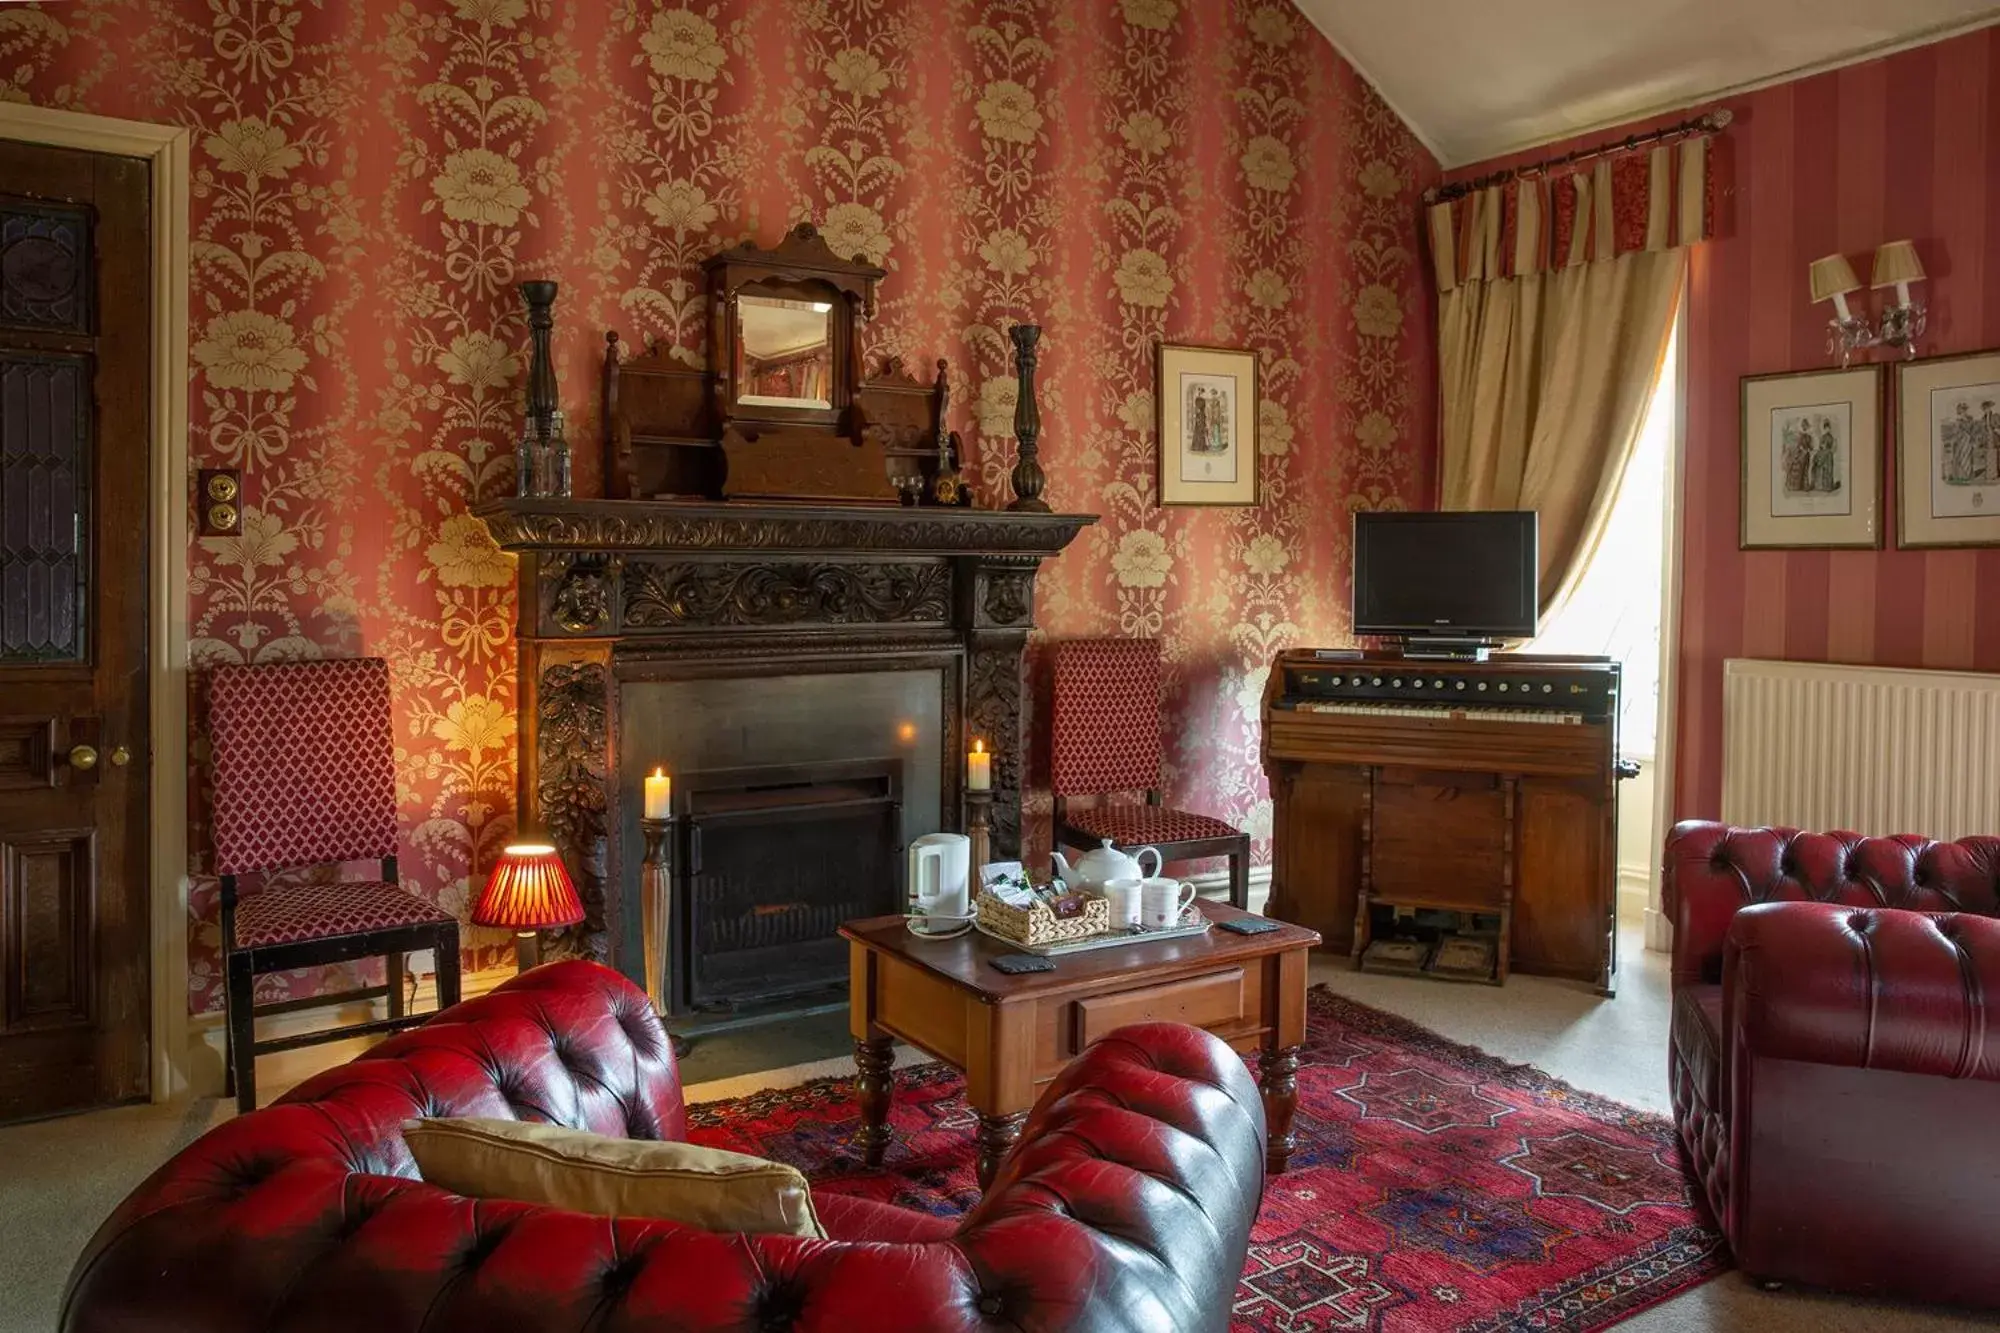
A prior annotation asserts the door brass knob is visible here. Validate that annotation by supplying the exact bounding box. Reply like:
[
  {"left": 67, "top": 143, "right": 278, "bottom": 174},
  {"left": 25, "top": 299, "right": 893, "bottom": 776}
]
[
  {"left": 109, "top": 746, "right": 132, "bottom": 768},
  {"left": 69, "top": 744, "right": 98, "bottom": 770}
]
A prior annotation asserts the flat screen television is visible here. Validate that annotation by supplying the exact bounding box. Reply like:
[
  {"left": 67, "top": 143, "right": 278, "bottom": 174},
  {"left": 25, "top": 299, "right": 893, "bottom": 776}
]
[{"left": 1352, "top": 510, "right": 1539, "bottom": 642}]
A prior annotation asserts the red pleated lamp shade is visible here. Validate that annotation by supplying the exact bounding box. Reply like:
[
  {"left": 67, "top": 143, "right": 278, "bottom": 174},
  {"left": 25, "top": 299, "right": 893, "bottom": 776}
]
[{"left": 472, "top": 844, "right": 584, "bottom": 931}]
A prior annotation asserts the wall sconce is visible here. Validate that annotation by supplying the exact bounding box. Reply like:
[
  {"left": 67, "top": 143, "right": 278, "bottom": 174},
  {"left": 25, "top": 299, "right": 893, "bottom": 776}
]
[{"left": 1810, "top": 240, "right": 1927, "bottom": 367}]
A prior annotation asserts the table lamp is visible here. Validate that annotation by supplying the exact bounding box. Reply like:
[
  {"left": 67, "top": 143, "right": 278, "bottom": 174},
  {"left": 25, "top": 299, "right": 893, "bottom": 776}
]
[{"left": 473, "top": 843, "right": 584, "bottom": 972}]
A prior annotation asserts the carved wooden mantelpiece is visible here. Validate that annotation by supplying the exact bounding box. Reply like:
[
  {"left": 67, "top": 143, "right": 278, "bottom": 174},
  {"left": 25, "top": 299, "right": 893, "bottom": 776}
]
[{"left": 476, "top": 497, "right": 1095, "bottom": 968}]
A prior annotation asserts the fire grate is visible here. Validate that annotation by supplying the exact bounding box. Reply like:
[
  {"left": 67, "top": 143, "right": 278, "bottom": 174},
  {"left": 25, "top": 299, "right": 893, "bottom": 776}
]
[{"left": 678, "top": 758, "right": 902, "bottom": 1011}]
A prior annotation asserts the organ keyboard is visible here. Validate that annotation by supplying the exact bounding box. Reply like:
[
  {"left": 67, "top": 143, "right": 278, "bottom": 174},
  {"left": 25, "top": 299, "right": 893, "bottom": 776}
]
[
  {"left": 1260, "top": 650, "right": 1622, "bottom": 993},
  {"left": 1291, "top": 701, "right": 1584, "bottom": 726}
]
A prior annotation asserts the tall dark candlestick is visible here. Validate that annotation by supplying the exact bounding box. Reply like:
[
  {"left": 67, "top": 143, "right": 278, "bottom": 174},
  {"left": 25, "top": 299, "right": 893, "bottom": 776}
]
[
  {"left": 1007, "top": 323, "right": 1049, "bottom": 512},
  {"left": 518, "top": 279, "right": 564, "bottom": 497}
]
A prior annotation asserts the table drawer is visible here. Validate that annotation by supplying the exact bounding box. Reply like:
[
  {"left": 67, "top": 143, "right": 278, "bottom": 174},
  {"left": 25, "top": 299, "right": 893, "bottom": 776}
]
[{"left": 1076, "top": 967, "right": 1245, "bottom": 1046}]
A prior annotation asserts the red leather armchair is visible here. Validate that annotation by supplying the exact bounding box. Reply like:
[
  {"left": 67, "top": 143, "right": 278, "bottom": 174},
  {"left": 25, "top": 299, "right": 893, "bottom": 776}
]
[
  {"left": 62, "top": 961, "right": 1267, "bottom": 1333},
  {"left": 1664, "top": 821, "right": 2000, "bottom": 1307}
]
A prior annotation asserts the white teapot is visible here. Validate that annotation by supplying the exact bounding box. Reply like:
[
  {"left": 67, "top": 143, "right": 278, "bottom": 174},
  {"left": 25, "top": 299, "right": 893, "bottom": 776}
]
[{"left": 1051, "top": 839, "right": 1162, "bottom": 893}]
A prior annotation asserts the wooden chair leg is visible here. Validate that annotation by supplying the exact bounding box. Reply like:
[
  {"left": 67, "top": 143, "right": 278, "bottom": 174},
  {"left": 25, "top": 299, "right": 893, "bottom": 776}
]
[
  {"left": 435, "top": 929, "right": 462, "bottom": 1010},
  {"left": 1230, "top": 843, "right": 1251, "bottom": 910},
  {"left": 226, "top": 951, "right": 257, "bottom": 1115},
  {"left": 386, "top": 952, "right": 406, "bottom": 1019}
]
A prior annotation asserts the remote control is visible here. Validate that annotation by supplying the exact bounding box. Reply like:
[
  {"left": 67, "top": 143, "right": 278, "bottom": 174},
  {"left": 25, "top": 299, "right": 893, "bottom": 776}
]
[
  {"left": 1217, "top": 917, "right": 1283, "bottom": 935},
  {"left": 990, "top": 954, "right": 1056, "bottom": 974}
]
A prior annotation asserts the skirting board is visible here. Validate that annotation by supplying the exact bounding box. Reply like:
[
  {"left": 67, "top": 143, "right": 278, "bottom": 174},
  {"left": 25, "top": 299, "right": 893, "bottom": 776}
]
[
  {"left": 186, "top": 965, "right": 513, "bottom": 1101},
  {"left": 1189, "top": 863, "right": 1273, "bottom": 914}
]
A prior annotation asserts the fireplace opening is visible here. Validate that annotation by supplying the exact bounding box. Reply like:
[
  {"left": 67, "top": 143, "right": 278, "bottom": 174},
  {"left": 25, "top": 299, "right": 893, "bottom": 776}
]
[{"left": 679, "top": 758, "right": 903, "bottom": 1012}]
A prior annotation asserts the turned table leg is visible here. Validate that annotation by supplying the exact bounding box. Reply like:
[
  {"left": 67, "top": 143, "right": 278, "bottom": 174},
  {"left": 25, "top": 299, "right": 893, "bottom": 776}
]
[
  {"left": 854, "top": 1037, "right": 895, "bottom": 1167},
  {"left": 974, "top": 1111, "right": 1027, "bottom": 1190},
  {"left": 1260, "top": 1045, "right": 1301, "bottom": 1175}
]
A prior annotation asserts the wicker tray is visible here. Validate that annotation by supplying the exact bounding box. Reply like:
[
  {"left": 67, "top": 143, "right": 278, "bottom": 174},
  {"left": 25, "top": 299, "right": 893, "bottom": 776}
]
[
  {"left": 974, "top": 891, "right": 1111, "bottom": 946},
  {"left": 976, "top": 910, "right": 1211, "bottom": 957}
]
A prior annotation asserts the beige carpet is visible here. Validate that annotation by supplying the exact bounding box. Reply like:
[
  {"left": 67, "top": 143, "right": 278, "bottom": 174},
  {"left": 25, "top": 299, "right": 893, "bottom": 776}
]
[{"left": 5, "top": 914, "right": 1995, "bottom": 1333}]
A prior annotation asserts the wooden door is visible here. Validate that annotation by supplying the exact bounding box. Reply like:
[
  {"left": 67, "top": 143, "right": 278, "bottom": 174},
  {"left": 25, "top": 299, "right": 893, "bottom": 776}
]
[{"left": 0, "top": 139, "right": 152, "bottom": 1121}]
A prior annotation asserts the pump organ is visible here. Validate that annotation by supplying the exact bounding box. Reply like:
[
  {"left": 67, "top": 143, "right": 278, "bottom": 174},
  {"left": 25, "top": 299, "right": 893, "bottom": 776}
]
[{"left": 1260, "top": 650, "right": 1624, "bottom": 993}]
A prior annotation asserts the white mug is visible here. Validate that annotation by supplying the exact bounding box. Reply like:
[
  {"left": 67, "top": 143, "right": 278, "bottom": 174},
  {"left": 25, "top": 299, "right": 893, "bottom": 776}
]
[
  {"left": 1140, "top": 876, "right": 1196, "bottom": 930},
  {"left": 1102, "top": 876, "right": 1144, "bottom": 929},
  {"left": 908, "top": 832, "right": 971, "bottom": 924}
]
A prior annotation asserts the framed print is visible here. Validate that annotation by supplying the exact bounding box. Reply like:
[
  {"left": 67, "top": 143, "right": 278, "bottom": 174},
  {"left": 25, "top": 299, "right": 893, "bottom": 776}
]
[
  {"left": 1739, "top": 364, "right": 1883, "bottom": 549},
  {"left": 1895, "top": 348, "right": 2000, "bottom": 548},
  {"left": 1157, "top": 342, "right": 1259, "bottom": 506}
]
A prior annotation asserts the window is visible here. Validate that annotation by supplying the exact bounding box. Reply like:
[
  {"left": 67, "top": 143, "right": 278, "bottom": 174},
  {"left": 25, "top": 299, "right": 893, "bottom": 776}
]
[{"left": 1529, "top": 325, "right": 1677, "bottom": 760}]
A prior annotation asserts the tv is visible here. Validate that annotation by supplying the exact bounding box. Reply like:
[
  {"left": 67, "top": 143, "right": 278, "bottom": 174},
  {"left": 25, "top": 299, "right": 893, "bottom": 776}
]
[{"left": 1352, "top": 510, "right": 1539, "bottom": 644}]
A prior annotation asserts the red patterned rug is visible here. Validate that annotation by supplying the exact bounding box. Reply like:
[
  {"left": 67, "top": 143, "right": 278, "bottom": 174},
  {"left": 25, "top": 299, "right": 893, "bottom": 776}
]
[{"left": 686, "top": 987, "right": 1729, "bottom": 1331}]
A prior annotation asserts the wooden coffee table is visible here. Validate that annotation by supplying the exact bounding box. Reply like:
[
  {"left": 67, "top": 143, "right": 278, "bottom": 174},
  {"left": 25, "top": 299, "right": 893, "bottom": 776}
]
[{"left": 842, "top": 900, "right": 1320, "bottom": 1188}]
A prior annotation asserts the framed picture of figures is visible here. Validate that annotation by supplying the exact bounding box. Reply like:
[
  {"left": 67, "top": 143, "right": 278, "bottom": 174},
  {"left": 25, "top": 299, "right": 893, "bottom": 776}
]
[
  {"left": 1895, "top": 349, "right": 2000, "bottom": 548},
  {"left": 1157, "top": 343, "right": 1260, "bottom": 506},
  {"left": 1739, "top": 365, "right": 1883, "bottom": 549}
]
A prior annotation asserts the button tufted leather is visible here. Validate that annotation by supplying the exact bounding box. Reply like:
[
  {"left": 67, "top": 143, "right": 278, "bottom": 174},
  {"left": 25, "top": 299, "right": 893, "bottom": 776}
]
[
  {"left": 61, "top": 961, "right": 1266, "bottom": 1333},
  {"left": 1664, "top": 823, "right": 2000, "bottom": 1309},
  {"left": 1663, "top": 821, "right": 2000, "bottom": 987}
]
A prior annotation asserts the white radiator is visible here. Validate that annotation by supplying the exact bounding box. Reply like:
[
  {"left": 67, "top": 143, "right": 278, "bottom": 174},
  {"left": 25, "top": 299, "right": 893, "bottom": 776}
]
[{"left": 1721, "top": 658, "right": 2000, "bottom": 840}]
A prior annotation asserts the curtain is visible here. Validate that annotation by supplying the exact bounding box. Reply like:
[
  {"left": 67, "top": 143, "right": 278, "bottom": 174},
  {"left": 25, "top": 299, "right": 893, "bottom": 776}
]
[{"left": 1430, "top": 139, "right": 1707, "bottom": 617}]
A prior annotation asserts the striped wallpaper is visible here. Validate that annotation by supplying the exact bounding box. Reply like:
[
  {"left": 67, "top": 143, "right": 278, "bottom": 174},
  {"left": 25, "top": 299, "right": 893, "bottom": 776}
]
[{"left": 1448, "top": 23, "right": 2000, "bottom": 825}]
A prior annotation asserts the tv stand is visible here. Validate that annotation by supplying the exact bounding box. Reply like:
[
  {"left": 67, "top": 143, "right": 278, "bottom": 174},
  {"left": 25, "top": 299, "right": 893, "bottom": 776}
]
[{"left": 1399, "top": 637, "right": 1499, "bottom": 662}]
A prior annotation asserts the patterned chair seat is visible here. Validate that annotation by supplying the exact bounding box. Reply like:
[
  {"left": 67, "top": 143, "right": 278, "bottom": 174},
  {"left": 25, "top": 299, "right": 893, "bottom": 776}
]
[
  {"left": 234, "top": 880, "right": 456, "bottom": 949},
  {"left": 1066, "top": 805, "right": 1242, "bottom": 846}
]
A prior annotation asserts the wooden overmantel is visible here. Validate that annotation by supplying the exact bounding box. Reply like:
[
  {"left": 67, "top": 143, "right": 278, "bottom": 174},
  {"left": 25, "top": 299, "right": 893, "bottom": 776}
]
[{"left": 474, "top": 496, "right": 1095, "bottom": 966}]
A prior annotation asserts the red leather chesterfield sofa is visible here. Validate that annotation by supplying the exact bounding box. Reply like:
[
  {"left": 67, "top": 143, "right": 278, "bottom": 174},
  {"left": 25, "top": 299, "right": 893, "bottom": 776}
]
[
  {"left": 1664, "top": 821, "right": 2000, "bottom": 1307},
  {"left": 62, "top": 961, "right": 1267, "bottom": 1333}
]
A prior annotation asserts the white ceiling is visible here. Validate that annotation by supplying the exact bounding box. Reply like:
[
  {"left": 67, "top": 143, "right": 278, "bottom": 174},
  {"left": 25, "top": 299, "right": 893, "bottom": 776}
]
[{"left": 1293, "top": 0, "right": 2000, "bottom": 167}]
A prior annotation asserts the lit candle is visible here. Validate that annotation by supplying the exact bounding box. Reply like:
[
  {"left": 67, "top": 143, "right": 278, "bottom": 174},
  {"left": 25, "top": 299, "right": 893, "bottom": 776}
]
[
  {"left": 967, "top": 740, "right": 992, "bottom": 791},
  {"left": 643, "top": 767, "right": 672, "bottom": 819}
]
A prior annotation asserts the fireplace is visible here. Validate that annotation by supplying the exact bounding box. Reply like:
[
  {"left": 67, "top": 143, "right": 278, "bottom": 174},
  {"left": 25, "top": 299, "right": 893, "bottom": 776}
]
[
  {"left": 679, "top": 759, "right": 901, "bottom": 1010},
  {"left": 618, "top": 664, "right": 945, "bottom": 1014},
  {"left": 476, "top": 497, "right": 1093, "bottom": 1007}
]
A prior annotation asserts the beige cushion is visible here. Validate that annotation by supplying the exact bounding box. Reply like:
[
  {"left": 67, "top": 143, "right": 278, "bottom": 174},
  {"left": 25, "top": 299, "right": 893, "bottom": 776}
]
[{"left": 403, "top": 1117, "right": 824, "bottom": 1239}]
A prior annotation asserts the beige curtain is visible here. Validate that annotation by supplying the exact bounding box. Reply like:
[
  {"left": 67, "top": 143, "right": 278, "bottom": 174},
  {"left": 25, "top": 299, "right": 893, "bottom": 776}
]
[{"left": 1431, "top": 141, "right": 1704, "bottom": 617}]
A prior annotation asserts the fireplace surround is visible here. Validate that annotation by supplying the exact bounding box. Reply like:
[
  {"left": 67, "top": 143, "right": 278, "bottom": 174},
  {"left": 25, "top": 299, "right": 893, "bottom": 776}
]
[{"left": 476, "top": 497, "right": 1093, "bottom": 1004}]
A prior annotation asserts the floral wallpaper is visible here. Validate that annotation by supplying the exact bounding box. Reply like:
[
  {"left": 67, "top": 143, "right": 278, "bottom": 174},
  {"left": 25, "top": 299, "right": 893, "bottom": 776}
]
[{"left": 7, "top": 0, "right": 1436, "bottom": 1014}]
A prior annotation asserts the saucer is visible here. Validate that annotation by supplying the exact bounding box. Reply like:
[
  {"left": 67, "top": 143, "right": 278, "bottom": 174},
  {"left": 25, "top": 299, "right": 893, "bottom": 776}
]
[{"left": 905, "top": 914, "right": 974, "bottom": 940}]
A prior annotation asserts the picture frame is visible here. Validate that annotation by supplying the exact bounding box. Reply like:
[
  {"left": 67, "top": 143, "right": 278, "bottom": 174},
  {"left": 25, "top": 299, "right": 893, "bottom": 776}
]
[
  {"left": 1894, "top": 348, "right": 2000, "bottom": 548},
  {"left": 1156, "top": 342, "right": 1260, "bottom": 507},
  {"left": 1739, "top": 364, "right": 1883, "bottom": 549}
]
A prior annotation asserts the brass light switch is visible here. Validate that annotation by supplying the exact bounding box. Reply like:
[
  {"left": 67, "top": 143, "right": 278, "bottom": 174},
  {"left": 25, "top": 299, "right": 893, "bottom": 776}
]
[{"left": 198, "top": 468, "right": 242, "bottom": 536}]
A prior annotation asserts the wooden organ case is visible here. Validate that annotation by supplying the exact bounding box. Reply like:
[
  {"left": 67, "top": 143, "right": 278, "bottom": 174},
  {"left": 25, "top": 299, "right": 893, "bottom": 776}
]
[{"left": 1261, "top": 651, "right": 1623, "bottom": 993}]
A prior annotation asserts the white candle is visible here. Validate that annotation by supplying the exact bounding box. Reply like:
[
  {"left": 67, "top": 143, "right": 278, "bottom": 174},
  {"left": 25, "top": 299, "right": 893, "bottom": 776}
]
[
  {"left": 644, "top": 767, "right": 672, "bottom": 819},
  {"left": 968, "top": 740, "right": 992, "bottom": 791}
]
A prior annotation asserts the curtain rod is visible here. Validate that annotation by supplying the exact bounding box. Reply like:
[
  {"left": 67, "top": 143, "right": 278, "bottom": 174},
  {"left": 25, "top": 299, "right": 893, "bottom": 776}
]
[{"left": 1423, "top": 109, "right": 1733, "bottom": 206}]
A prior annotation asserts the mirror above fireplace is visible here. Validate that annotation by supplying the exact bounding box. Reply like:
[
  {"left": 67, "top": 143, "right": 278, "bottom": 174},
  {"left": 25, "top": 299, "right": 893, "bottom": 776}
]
[
  {"left": 733, "top": 291, "right": 836, "bottom": 411},
  {"left": 604, "top": 221, "right": 960, "bottom": 505}
]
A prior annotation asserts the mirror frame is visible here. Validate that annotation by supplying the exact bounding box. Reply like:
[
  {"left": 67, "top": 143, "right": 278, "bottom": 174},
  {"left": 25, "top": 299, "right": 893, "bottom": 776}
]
[{"left": 704, "top": 222, "right": 885, "bottom": 436}]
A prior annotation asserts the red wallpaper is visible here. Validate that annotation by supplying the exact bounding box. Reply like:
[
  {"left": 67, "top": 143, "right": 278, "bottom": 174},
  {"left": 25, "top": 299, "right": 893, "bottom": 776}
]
[
  {"left": 1449, "top": 25, "right": 2000, "bottom": 822},
  {"left": 10, "top": 0, "right": 1437, "bottom": 1012}
]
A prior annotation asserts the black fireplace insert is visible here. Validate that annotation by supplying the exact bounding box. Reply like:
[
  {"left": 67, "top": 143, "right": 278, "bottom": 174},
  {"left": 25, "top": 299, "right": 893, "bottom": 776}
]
[{"left": 674, "top": 757, "right": 903, "bottom": 1013}]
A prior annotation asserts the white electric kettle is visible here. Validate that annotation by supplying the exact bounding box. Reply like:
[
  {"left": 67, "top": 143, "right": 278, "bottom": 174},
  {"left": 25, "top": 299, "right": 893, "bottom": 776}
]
[
  {"left": 1050, "top": 839, "right": 1162, "bottom": 893},
  {"left": 907, "top": 832, "right": 971, "bottom": 918}
]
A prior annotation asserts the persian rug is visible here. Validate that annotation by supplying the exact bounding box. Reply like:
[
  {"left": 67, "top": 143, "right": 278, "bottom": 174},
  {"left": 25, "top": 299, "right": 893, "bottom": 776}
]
[{"left": 686, "top": 987, "right": 1730, "bottom": 1331}]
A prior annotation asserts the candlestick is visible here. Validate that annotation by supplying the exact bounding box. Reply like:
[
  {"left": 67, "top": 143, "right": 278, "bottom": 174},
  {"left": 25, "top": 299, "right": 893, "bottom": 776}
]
[
  {"left": 1007, "top": 323, "right": 1050, "bottom": 512},
  {"left": 966, "top": 788, "right": 994, "bottom": 879},
  {"left": 640, "top": 816, "right": 673, "bottom": 1016},
  {"left": 967, "top": 739, "right": 992, "bottom": 791},
  {"left": 644, "top": 767, "right": 672, "bottom": 819}
]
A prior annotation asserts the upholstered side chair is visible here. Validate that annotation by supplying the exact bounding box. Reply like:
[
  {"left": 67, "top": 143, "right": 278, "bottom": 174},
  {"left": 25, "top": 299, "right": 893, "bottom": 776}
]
[
  {"left": 1050, "top": 637, "right": 1252, "bottom": 908},
  {"left": 206, "top": 657, "right": 460, "bottom": 1113}
]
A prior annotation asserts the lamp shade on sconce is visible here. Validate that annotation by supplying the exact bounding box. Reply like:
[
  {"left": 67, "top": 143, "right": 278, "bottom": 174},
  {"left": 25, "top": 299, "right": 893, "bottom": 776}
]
[
  {"left": 472, "top": 844, "right": 584, "bottom": 932},
  {"left": 1809, "top": 253, "right": 1863, "bottom": 303},
  {"left": 1870, "top": 240, "right": 1925, "bottom": 289}
]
